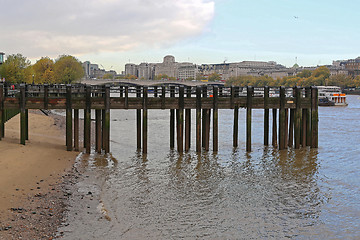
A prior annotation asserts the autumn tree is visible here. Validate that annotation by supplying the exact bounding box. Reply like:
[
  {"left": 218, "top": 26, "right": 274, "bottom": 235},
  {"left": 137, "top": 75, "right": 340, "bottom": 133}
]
[
  {"left": 102, "top": 73, "right": 114, "bottom": 79},
  {"left": 208, "top": 72, "right": 221, "bottom": 82},
  {"left": 53, "top": 55, "right": 84, "bottom": 83},
  {"left": 32, "top": 57, "right": 55, "bottom": 84},
  {"left": 0, "top": 54, "right": 31, "bottom": 83}
]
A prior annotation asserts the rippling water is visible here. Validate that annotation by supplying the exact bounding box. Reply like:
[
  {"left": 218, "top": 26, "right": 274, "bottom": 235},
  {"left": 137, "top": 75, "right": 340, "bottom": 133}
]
[{"left": 62, "top": 95, "right": 360, "bottom": 239}]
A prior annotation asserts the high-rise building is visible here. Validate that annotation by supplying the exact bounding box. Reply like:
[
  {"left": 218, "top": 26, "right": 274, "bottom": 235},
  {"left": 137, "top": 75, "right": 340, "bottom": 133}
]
[{"left": 0, "top": 52, "right": 4, "bottom": 65}]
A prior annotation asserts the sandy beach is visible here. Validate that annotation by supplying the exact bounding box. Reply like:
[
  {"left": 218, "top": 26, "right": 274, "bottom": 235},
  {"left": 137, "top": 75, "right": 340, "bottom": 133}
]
[{"left": 0, "top": 111, "right": 79, "bottom": 239}]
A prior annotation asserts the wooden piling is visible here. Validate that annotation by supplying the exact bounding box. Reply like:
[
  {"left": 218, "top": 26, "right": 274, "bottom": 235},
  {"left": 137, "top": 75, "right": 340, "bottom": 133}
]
[
  {"left": 74, "top": 109, "right": 79, "bottom": 151},
  {"left": 246, "top": 86, "right": 253, "bottom": 152},
  {"left": 272, "top": 109, "right": 277, "bottom": 147},
  {"left": 95, "top": 109, "right": 101, "bottom": 153},
  {"left": 196, "top": 86, "right": 201, "bottom": 153},
  {"left": 20, "top": 84, "right": 26, "bottom": 145},
  {"left": 125, "top": 86, "right": 129, "bottom": 109},
  {"left": 66, "top": 85, "right": 72, "bottom": 151},
  {"left": 161, "top": 86, "right": 166, "bottom": 109},
  {"left": 185, "top": 86, "right": 191, "bottom": 151},
  {"left": 154, "top": 86, "right": 158, "bottom": 98},
  {"left": 136, "top": 86, "right": 141, "bottom": 149},
  {"left": 170, "top": 86, "right": 175, "bottom": 149},
  {"left": 142, "top": 87, "right": 148, "bottom": 154},
  {"left": 84, "top": 85, "right": 91, "bottom": 153},
  {"left": 202, "top": 86, "right": 207, "bottom": 148},
  {"left": 177, "top": 86, "right": 184, "bottom": 153},
  {"left": 204, "top": 109, "right": 210, "bottom": 151},
  {"left": 311, "top": 87, "right": 318, "bottom": 148},
  {"left": 294, "top": 87, "right": 302, "bottom": 149},
  {"left": 104, "top": 85, "right": 110, "bottom": 153},
  {"left": 279, "top": 86, "right": 286, "bottom": 150},
  {"left": 120, "top": 86, "right": 123, "bottom": 97},
  {"left": 44, "top": 84, "right": 49, "bottom": 109},
  {"left": 233, "top": 86, "right": 239, "bottom": 148},
  {"left": 25, "top": 85, "right": 29, "bottom": 141},
  {"left": 264, "top": 86, "right": 269, "bottom": 146},
  {"left": 305, "top": 87, "right": 312, "bottom": 146},
  {"left": 288, "top": 109, "right": 294, "bottom": 147},
  {"left": 213, "top": 86, "right": 219, "bottom": 152}
]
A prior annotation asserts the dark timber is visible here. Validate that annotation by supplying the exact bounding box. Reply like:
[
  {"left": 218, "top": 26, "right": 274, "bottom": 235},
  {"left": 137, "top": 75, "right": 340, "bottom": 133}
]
[{"left": 0, "top": 84, "right": 319, "bottom": 154}]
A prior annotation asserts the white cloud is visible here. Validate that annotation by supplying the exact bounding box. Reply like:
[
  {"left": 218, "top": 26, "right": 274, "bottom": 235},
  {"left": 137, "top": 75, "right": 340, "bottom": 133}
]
[{"left": 0, "top": 0, "right": 215, "bottom": 59}]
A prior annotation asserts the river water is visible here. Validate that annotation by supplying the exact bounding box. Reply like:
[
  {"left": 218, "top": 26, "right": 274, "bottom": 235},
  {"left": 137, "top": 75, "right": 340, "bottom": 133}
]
[{"left": 59, "top": 95, "right": 360, "bottom": 239}]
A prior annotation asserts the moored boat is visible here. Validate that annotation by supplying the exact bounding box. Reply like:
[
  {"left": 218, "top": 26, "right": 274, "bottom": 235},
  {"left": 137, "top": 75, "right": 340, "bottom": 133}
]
[{"left": 317, "top": 86, "right": 348, "bottom": 106}]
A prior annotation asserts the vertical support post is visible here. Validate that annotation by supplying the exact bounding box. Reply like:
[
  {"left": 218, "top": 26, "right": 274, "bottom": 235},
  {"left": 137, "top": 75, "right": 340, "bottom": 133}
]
[
  {"left": 185, "top": 86, "right": 191, "bottom": 151},
  {"left": 104, "top": 85, "right": 110, "bottom": 153},
  {"left": 95, "top": 109, "right": 101, "bottom": 153},
  {"left": 66, "top": 85, "right": 72, "bottom": 151},
  {"left": 196, "top": 86, "right": 201, "bottom": 153},
  {"left": 74, "top": 109, "right": 79, "bottom": 151},
  {"left": 142, "top": 87, "right": 148, "bottom": 154},
  {"left": 170, "top": 86, "right": 175, "bottom": 149},
  {"left": 20, "top": 84, "right": 26, "bottom": 145},
  {"left": 44, "top": 84, "right": 49, "bottom": 109},
  {"left": 305, "top": 87, "right": 312, "bottom": 146},
  {"left": 311, "top": 87, "right": 318, "bottom": 148},
  {"left": 84, "top": 85, "right": 91, "bottom": 153},
  {"left": 25, "top": 85, "right": 29, "bottom": 141},
  {"left": 161, "top": 86, "right": 166, "bottom": 109},
  {"left": 272, "top": 109, "right": 277, "bottom": 147},
  {"left": 279, "top": 86, "right": 286, "bottom": 150},
  {"left": 285, "top": 108, "right": 289, "bottom": 147},
  {"left": 136, "top": 86, "right": 141, "bottom": 149},
  {"left": 213, "top": 86, "right": 218, "bottom": 152},
  {"left": 288, "top": 109, "right": 294, "bottom": 147},
  {"left": 246, "top": 86, "right": 253, "bottom": 152},
  {"left": 233, "top": 86, "right": 238, "bottom": 148},
  {"left": 294, "top": 86, "right": 302, "bottom": 149},
  {"left": 264, "top": 86, "right": 269, "bottom": 146},
  {"left": 0, "top": 84, "right": 3, "bottom": 140},
  {"left": 120, "top": 86, "right": 123, "bottom": 97},
  {"left": 204, "top": 109, "right": 210, "bottom": 151},
  {"left": 125, "top": 86, "right": 129, "bottom": 109},
  {"left": 177, "top": 86, "right": 184, "bottom": 153},
  {"left": 202, "top": 86, "right": 207, "bottom": 148},
  {"left": 154, "top": 86, "right": 158, "bottom": 98}
]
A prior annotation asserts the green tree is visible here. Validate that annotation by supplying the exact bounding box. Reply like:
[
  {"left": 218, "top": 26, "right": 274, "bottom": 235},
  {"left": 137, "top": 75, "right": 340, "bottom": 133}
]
[
  {"left": 102, "top": 73, "right": 114, "bottom": 79},
  {"left": 124, "top": 74, "right": 137, "bottom": 80},
  {"left": 54, "top": 55, "right": 84, "bottom": 83},
  {"left": 32, "top": 57, "right": 55, "bottom": 84},
  {"left": 208, "top": 72, "right": 221, "bottom": 82},
  {"left": 0, "top": 53, "right": 31, "bottom": 83},
  {"left": 296, "top": 69, "right": 312, "bottom": 78}
]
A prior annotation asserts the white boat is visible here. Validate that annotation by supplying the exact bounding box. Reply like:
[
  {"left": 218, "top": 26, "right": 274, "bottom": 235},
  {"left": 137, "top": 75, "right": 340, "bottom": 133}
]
[{"left": 317, "top": 86, "right": 348, "bottom": 106}]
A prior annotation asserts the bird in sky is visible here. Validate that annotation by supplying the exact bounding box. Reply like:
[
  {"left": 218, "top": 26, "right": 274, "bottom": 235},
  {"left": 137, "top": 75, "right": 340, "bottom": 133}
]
[{"left": 294, "top": 16, "right": 299, "bottom": 19}]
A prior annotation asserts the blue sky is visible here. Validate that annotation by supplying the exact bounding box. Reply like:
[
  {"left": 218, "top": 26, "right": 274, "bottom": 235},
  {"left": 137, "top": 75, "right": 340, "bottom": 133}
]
[{"left": 1, "top": 0, "right": 359, "bottom": 73}]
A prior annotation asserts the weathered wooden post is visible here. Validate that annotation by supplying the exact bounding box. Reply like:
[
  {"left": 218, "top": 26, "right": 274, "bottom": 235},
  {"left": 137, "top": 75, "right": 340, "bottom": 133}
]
[
  {"left": 294, "top": 86, "right": 302, "bottom": 149},
  {"left": 272, "top": 109, "right": 277, "bottom": 147},
  {"left": 125, "top": 86, "right": 129, "bottom": 109},
  {"left": 213, "top": 86, "right": 219, "bottom": 152},
  {"left": 120, "top": 86, "right": 123, "bottom": 97},
  {"left": 196, "top": 86, "right": 201, "bottom": 152},
  {"left": 170, "top": 86, "right": 175, "bottom": 149},
  {"left": 311, "top": 87, "right": 318, "bottom": 148},
  {"left": 66, "top": 85, "right": 72, "bottom": 151},
  {"left": 202, "top": 86, "right": 207, "bottom": 148},
  {"left": 154, "top": 86, "right": 158, "bottom": 98},
  {"left": 136, "top": 86, "right": 141, "bottom": 150},
  {"left": 305, "top": 87, "right": 312, "bottom": 146},
  {"left": 161, "top": 86, "right": 166, "bottom": 109},
  {"left": 44, "top": 84, "right": 49, "bottom": 109},
  {"left": 288, "top": 109, "right": 294, "bottom": 147},
  {"left": 104, "top": 85, "right": 110, "bottom": 153},
  {"left": 20, "top": 84, "right": 26, "bottom": 145},
  {"left": 25, "top": 84, "right": 29, "bottom": 140},
  {"left": 264, "top": 86, "right": 269, "bottom": 146},
  {"left": 302, "top": 88, "right": 307, "bottom": 147},
  {"left": 232, "top": 86, "right": 239, "bottom": 148},
  {"left": 95, "top": 108, "right": 102, "bottom": 153},
  {"left": 246, "top": 86, "right": 253, "bottom": 152},
  {"left": 185, "top": 86, "right": 191, "bottom": 151},
  {"left": 0, "top": 84, "right": 3, "bottom": 140},
  {"left": 84, "top": 85, "right": 91, "bottom": 153},
  {"left": 177, "top": 86, "right": 184, "bottom": 153},
  {"left": 142, "top": 86, "right": 148, "bottom": 154},
  {"left": 74, "top": 109, "right": 79, "bottom": 151},
  {"left": 279, "top": 86, "right": 286, "bottom": 150}
]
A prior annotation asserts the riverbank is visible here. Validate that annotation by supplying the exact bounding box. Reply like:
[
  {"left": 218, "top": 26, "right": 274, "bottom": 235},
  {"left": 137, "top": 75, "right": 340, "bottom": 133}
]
[{"left": 0, "top": 111, "right": 79, "bottom": 239}]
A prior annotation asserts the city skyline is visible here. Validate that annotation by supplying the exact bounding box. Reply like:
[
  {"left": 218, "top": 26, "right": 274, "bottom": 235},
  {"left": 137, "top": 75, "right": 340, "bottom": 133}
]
[{"left": 1, "top": 0, "right": 360, "bottom": 73}]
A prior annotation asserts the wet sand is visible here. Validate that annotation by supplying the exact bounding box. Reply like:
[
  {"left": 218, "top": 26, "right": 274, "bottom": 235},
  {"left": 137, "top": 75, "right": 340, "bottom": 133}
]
[{"left": 0, "top": 111, "right": 79, "bottom": 239}]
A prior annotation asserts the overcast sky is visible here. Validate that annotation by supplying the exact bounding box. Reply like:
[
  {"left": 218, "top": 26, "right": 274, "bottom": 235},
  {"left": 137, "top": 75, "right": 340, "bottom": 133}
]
[{"left": 1, "top": 0, "right": 359, "bottom": 73}]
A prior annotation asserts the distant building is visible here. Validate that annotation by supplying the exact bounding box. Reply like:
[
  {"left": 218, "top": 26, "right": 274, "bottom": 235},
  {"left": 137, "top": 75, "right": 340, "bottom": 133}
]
[
  {"left": 125, "top": 63, "right": 138, "bottom": 77},
  {"left": 82, "top": 61, "right": 100, "bottom": 79},
  {"left": 0, "top": 52, "right": 4, "bottom": 65}
]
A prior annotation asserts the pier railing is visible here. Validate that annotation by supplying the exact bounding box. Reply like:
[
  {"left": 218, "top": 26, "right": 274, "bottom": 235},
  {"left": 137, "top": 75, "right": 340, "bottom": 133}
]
[{"left": 0, "top": 83, "right": 318, "bottom": 154}]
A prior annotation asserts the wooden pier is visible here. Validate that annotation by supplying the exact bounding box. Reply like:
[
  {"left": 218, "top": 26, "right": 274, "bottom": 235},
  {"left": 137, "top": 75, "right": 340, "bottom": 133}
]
[{"left": 0, "top": 83, "right": 318, "bottom": 154}]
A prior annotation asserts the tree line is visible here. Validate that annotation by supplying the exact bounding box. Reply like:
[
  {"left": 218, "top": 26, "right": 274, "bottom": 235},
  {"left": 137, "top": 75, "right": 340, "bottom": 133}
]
[
  {"left": 0, "top": 53, "right": 84, "bottom": 84},
  {"left": 226, "top": 66, "right": 360, "bottom": 88}
]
